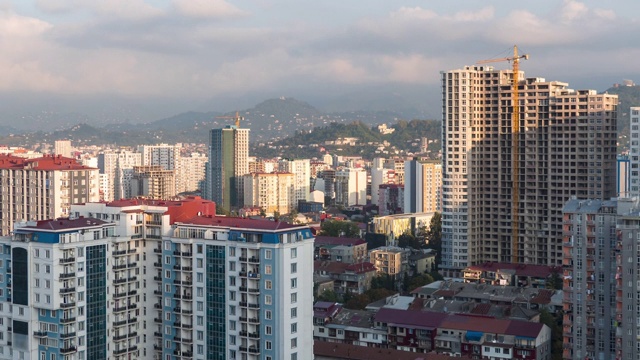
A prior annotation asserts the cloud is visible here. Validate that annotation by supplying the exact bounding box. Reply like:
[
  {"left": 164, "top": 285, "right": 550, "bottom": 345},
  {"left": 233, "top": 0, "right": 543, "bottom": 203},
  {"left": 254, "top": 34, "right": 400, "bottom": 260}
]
[
  {"left": 172, "top": 0, "right": 247, "bottom": 19},
  {"left": 37, "top": 0, "right": 163, "bottom": 20}
]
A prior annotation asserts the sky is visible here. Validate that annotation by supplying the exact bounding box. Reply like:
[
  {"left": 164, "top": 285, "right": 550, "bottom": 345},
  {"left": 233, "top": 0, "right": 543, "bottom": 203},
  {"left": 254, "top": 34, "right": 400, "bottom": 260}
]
[{"left": 1, "top": 0, "right": 640, "bottom": 125}]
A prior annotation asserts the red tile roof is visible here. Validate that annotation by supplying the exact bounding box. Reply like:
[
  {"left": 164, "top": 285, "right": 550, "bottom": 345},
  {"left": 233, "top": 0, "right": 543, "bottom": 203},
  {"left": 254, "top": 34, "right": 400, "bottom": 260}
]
[
  {"left": 0, "top": 154, "right": 95, "bottom": 171},
  {"left": 103, "top": 196, "right": 216, "bottom": 224},
  {"left": 315, "top": 235, "right": 366, "bottom": 246},
  {"left": 314, "top": 341, "right": 450, "bottom": 360},
  {"left": 21, "top": 217, "right": 108, "bottom": 231},
  {"left": 375, "top": 308, "right": 447, "bottom": 329}
]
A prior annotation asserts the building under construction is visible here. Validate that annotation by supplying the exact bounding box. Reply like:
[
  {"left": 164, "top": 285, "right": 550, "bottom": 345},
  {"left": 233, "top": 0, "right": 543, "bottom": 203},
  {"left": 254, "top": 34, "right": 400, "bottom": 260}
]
[{"left": 440, "top": 55, "right": 618, "bottom": 276}]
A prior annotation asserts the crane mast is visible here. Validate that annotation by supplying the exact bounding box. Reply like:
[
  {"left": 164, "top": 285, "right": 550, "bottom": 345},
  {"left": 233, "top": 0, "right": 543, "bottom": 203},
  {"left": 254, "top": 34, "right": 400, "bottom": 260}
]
[{"left": 477, "top": 45, "right": 529, "bottom": 263}]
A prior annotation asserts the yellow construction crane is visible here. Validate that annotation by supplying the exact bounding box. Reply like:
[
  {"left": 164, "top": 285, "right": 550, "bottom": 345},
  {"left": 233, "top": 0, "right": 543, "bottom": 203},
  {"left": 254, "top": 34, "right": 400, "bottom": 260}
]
[
  {"left": 477, "top": 45, "right": 529, "bottom": 263},
  {"left": 216, "top": 111, "right": 244, "bottom": 128}
]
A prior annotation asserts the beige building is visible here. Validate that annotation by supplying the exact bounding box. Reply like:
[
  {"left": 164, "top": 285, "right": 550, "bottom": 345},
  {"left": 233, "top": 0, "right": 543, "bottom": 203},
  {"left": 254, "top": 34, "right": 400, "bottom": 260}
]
[
  {"left": 243, "top": 172, "right": 294, "bottom": 215},
  {"left": 0, "top": 154, "right": 99, "bottom": 235},
  {"left": 98, "top": 150, "right": 142, "bottom": 201},
  {"left": 372, "top": 212, "right": 435, "bottom": 238},
  {"left": 369, "top": 246, "right": 408, "bottom": 277},
  {"left": 54, "top": 140, "right": 73, "bottom": 158},
  {"left": 175, "top": 153, "right": 207, "bottom": 194},
  {"left": 441, "top": 65, "right": 617, "bottom": 275},
  {"left": 130, "top": 165, "right": 176, "bottom": 199}
]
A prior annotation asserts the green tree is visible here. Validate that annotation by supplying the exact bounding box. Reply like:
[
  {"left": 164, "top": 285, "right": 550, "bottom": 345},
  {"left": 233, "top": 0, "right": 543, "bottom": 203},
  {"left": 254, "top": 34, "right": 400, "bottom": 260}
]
[
  {"left": 316, "top": 290, "right": 340, "bottom": 303},
  {"left": 407, "top": 274, "right": 434, "bottom": 292},
  {"left": 344, "top": 294, "right": 371, "bottom": 310},
  {"left": 319, "top": 220, "right": 360, "bottom": 238},
  {"left": 546, "top": 271, "right": 563, "bottom": 290},
  {"left": 371, "top": 274, "right": 396, "bottom": 291},
  {"left": 425, "top": 212, "right": 442, "bottom": 265},
  {"left": 540, "top": 309, "right": 563, "bottom": 360},
  {"left": 398, "top": 233, "right": 422, "bottom": 249}
]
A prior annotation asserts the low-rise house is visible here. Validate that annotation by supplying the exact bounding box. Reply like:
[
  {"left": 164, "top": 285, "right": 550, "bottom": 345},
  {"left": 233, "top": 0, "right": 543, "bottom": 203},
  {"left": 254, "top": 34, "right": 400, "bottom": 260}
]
[
  {"left": 314, "top": 260, "right": 377, "bottom": 294},
  {"left": 315, "top": 236, "right": 368, "bottom": 263}
]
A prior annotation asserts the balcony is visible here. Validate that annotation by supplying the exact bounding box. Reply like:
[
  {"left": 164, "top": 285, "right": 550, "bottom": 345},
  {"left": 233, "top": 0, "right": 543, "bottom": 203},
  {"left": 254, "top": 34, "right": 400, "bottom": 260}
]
[
  {"left": 128, "top": 317, "right": 137, "bottom": 324},
  {"left": 113, "top": 319, "right": 127, "bottom": 327},
  {"left": 154, "top": 303, "right": 162, "bottom": 309},
  {"left": 154, "top": 331, "right": 162, "bottom": 337},
  {"left": 60, "top": 331, "right": 76, "bottom": 339},
  {"left": 113, "top": 264, "right": 127, "bottom": 270},
  {"left": 248, "top": 257, "right": 260, "bottom": 264},
  {"left": 60, "top": 287, "right": 76, "bottom": 294},
  {"left": 113, "top": 348, "right": 128, "bottom": 355},
  {"left": 60, "top": 302, "right": 76, "bottom": 308},
  {"left": 153, "top": 248, "right": 162, "bottom": 253},
  {"left": 154, "top": 290, "right": 162, "bottom": 295},
  {"left": 113, "top": 250, "right": 127, "bottom": 256},
  {"left": 154, "top": 262, "right": 162, "bottom": 268},
  {"left": 60, "top": 257, "right": 75, "bottom": 264},
  {"left": 154, "top": 318, "right": 162, "bottom": 324},
  {"left": 60, "top": 317, "right": 76, "bottom": 323},
  {"left": 33, "top": 330, "right": 48, "bottom": 337},
  {"left": 60, "top": 272, "right": 76, "bottom": 279},
  {"left": 153, "top": 276, "right": 162, "bottom": 281},
  {"left": 113, "top": 306, "right": 127, "bottom": 313},
  {"left": 60, "top": 346, "right": 77, "bottom": 354},
  {"left": 113, "top": 334, "right": 128, "bottom": 341}
]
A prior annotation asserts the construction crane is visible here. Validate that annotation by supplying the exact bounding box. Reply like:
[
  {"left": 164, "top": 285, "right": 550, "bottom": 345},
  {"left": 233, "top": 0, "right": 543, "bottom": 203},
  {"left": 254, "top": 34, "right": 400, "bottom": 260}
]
[
  {"left": 216, "top": 111, "right": 244, "bottom": 128},
  {"left": 477, "top": 45, "right": 529, "bottom": 263}
]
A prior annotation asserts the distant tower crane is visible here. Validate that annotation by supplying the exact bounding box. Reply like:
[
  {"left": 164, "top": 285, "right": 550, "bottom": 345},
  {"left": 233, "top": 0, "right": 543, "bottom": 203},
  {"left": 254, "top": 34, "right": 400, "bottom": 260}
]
[
  {"left": 216, "top": 111, "right": 244, "bottom": 128},
  {"left": 476, "top": 45, "right": 529, "bottom": 263}
]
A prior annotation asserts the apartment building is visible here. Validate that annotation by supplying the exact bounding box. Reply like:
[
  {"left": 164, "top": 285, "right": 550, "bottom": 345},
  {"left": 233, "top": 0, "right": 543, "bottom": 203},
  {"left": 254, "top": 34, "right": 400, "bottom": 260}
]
[
  {"left": 378, "top": 184, "right": 405, "bottom": 216},
  {"left": 0, "top": 154, "right": 99, "bottom": 236},
  {"left": 243, "top": 172, "right": 294, "bottom": 215},
  {"left": 130, "top": 165, "right": 176, "bottom": 200},
  {"left": 0, "top": 196, "right": 312, "bottom": 360},
  {"left": 629, "top": 107, "right": 640, "bottom": 196},
  {"left": 175, "top": 153, "right": 208, "bottom": 194},
  {"left": 97, "top": 150, "right": 141, "bottom": 201},
  {"left": 278, "top": 159, "right": 311, "bottom": 209},
  {"left": 335, "top": 168, "right": 367, "bottom": 207},
  {"left": 441, "top": 65, "right": 617, "bottom": 275},
  {"left": 206, "top": 126, "right": 249, "bottom": 211},
  {"left": 369, "top": 246, "right": 409, "bottom": 277},
  {"left": 139, "top": 144, "right": 181, "bottom": 171}
]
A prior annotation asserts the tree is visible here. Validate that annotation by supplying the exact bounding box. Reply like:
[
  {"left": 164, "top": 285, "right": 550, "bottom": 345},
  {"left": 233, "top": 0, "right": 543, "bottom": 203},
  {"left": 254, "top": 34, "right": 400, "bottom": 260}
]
[
  {"left": 319, "top": 220, "right": 360, "bottom": 238},
  {"left": 371, "top": 274, "right": 396, "bottom": 291},
  {"left": 424, "top": 212, "right": 442, "bottom": 265},
  {"left": 316, "top": 290, "right": 340, "bottom": 303},
  {"left": 540, "top": 309, "right": 563, "bottom": 360},
  {"left": 407, "top": 274, "right": 434, "bottom": 292},
  {"left": 397, "top": 233, "right": 422, "bottom": 249},
  {"left": 546, "top": 271, "right": 563, "bottom": 290}
]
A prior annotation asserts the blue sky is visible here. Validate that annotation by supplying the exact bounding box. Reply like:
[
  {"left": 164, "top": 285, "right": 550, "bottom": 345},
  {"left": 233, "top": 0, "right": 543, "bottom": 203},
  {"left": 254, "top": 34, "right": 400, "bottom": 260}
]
[{"left": 1, "top": 0, "right": 639, "bottom": 122}]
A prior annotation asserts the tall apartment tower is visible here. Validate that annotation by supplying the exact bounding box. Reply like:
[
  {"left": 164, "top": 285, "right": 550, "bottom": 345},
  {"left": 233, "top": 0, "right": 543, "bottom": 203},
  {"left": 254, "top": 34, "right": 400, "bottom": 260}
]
[
  {"left": 138, "top": 144, "right": 181, "bottom": 170},
  {"left": 243, "top": 172, "right": 295, "bottom": 215},
  {"left": 207, "top": 126, "right": 249, "bottom": 211},
  {"left": 561, "top": 199, "right": 619, "bottom": 360},
  {"left": 175, "top": 153, "right": 208, "bottom": 194},
  {"left": 617, "top": 155, "right": 631, "bottom": 198},
  {"left": 335, "top": 167, "right": 367, "bottom": 207},
  {"left": 0, "top": 154, "right": 100, "bottom": 236},
  {"left": 404, "top": 159, "right": 442, "bottom": 214},
  {"left": 441, "top": 65, "right": 617, "bottom": 275},
  {"left": 278, "top": 159, "right": 311, "bottom": 209},
  {"left": 629, "top": 107, "right": 640, "bottom": 196}
]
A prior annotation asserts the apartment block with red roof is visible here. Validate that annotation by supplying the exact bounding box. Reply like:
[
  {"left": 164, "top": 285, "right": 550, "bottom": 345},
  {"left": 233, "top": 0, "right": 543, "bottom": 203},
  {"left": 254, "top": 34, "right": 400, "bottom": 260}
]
[{"left": 0, "top": 154, "right": 99, "bottom": 236}]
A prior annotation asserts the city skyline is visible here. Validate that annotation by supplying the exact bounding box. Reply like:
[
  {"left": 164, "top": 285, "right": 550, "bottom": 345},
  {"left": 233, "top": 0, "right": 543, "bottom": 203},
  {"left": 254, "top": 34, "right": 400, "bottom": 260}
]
[{"left": 0, "top": 1, "right": 639, "bottom": 125}]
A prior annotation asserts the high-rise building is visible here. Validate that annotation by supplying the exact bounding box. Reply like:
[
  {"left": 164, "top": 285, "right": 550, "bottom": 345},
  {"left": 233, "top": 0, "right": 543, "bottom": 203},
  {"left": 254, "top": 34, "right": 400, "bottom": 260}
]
[
  {"left": 139, "top": 144, "right": 181, "bottom": 170},
  {"left": 243, "top": 172, "right": 294, "bottom": 215},
  {"left": 629, "top": 107, "right": 640, "bottom": 196},
  {"left": 175, "top": 153, "right": 208, "bottom": 194},
  {"left": 130, "top": 165, "right": 176, "bottom": 199},
  {"left": 561, "top": 198, "right": 620, "bottom": 360},
  {"left": 335, "top": 167, "right": 367, "bottom": 207},
  {"left": 206, "top": 126, "right": 249, "bottom": 211},
  {"left": 440, "top": 65, "right": 617, "bottom": 275},
  {"left": 377, "top": 184, "right": 404, "bottom": 215},
  {"left": 279, "top": 159, "right": 311, "bottom": 209},
  {"left": 0, "top": 154, "right": 99, "bottom": 236},
  {"left": 371, "top": 164, "right": 396, "bottom": 207},
  {"left": 617, "top": 155, "right": 631, "bottom": 198},
  {"left": 54, "top": 140, "right": 72, "bottom": 158},
  {"left": 0, "top": 198, "right": 313, "bottom": 360},
  {"left": 404, "top": 159, "right": 442, "bottom": 214},
  {"left": 97, "top": 150, "right": 141, "bottom": 201}
]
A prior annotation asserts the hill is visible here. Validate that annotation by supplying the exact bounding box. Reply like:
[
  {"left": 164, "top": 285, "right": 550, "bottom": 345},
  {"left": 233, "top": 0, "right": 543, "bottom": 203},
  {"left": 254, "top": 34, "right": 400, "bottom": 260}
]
[
  {"left": 252, "top": 119, "right": 441, "bottom": 159},
  {"left": 604, "top": 84, "right": 640, "bottom": 132}
]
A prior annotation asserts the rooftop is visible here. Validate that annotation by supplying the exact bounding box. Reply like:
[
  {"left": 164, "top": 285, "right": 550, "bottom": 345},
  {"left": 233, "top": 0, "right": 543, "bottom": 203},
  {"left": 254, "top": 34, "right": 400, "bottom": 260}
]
[
  {"left": 179, "top": 215, "right": 305, "bottom": 231},
  {"left": 0, "top": 154, "right": 96, "bottom": 171},
  {"left": 464, "top": 262, "right": 561, "bottom": 278},
  {"left": 17, "top": 217, "right": 109, "bottom": 232},
  {"left": 315, "top": 260, "right": 377, "bottom": 275},
  {"left": 314, "top": 341, "right": 455, "bottom": 360},
  {"left": 412, "top": 280, "right": 560, "bottom": 305},
  {"left": 315, "top": 235, "right": 366, "bottom": 246}
]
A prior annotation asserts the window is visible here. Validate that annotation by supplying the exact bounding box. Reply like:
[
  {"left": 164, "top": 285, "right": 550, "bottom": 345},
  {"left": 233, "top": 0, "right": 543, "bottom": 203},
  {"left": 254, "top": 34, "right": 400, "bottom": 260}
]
[
  {"left": 45, "top": 265, "right": 51, "bottom": 274},
  {"left": 229, "top": 261, "right": 236, "bottom": 271},
  {"left": 291, "top": 338, "right": 297, "bottom": 348},
  {"left": 265, "top": 325, "right": 272, "bottom": 335},
  {"left": 265, "top": 310, "right": 272, "bottom": 320},
  {"left": 229, "top": 247, "right": 236, "bottom": 256},
  {"left": 291, "top": 323, "right": 297, "bottom": 333},
  {"left": 197, "top": 259, "right": 203, "bottom": 268},
  {"left": 197, "top": 287, "right": 203, "bottom": 297},
  {"left": 265, "top": 281, "right": 272, "bottom": 290},
  {"left": 197, "top": 244, "right": 203, "bottom": 254},
  {"left": 291, "top": 293, "right": 297, "bottom": 303},
  {"left": 291, "top": 263, "right": 297, "bottom": 273},
  {"left": 35, "top": 264, "right": 39, "bottom": 272},
  {"left": 165, "top": 256, "right": 170, "bottom": 264},
  {"left": 291, "top": 307, "right": 297, "bottom": 318},
  {"left": 291, "top": 278, "right": 297, "bottom": 289},
  {"left": 197, "top": 273, "right": 203, "bottom": 283},
  {"left": 266, "top": 341, "right": 272, "bottom": 350},
  {"left": 291, "top": 248, "right": 297, "bottom": 258},
  {"left": 265, "top": 295, "right": 272, "bottom": 305},
  {"left": 265, "top": 265, "right": 272, "bottom": 275},
  {"left": 197, "top": 316, "right": 203, "bottom": 326},
  {"left": 229, "top": 291, "right": 236, "bottom": 301},
  {"left": 45, "top": 250, "right": 50, "bottom": 258},
  {"left": 265, "top": 250, "right": 272, "bottom": 259},
  {"left": 197, "top": 302, "right": 204, "bottom": 311},
  {"left": 229, "top": 335, "right": 236, "bottom": 345}
]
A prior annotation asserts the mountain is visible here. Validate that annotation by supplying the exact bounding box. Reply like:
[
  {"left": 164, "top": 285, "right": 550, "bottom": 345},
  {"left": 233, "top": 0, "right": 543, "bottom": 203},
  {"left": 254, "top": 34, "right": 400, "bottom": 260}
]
[
  {"left": 603, "top": 84, "right": 640, "bottom": 131},
  {"left": 0, "top": 98, "right": 423, "bottom": 148}
]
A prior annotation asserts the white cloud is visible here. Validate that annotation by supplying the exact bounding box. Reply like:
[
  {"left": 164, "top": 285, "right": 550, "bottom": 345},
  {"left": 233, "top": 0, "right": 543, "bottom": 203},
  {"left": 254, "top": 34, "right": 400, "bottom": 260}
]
[
  {"left": 172, "top": 0, "right": 247, "bottom": 19},
  {"left": 37, "top": 0, "right": 163, "bottom": 20},
  {"left": 390, "top": 7, "right": 437, "bottom": 21}
]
